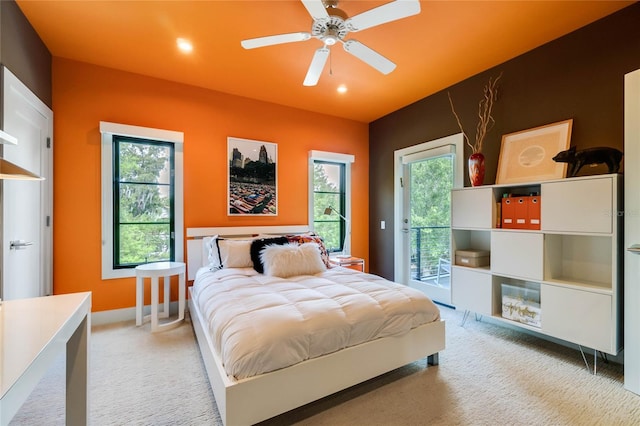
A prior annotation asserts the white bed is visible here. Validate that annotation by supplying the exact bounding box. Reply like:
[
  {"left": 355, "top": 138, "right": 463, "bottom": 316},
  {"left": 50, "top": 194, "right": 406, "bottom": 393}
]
[{"left": 186, "top": 225, "right": 445, "bottom": 425}]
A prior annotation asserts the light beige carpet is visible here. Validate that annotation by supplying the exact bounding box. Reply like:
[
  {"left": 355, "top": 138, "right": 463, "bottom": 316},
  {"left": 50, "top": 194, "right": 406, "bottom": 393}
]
[{"left": 10, "top": 306, "right": 640, "bottom": 425}]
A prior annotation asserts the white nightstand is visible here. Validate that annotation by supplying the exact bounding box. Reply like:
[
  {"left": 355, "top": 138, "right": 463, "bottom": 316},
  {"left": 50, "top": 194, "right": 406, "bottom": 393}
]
[
  {"left": 329, "top": 256, "right": 365, "bottom": 272},
  {"left": 135, "top": 261, "right": 186, "bottom": 332}
]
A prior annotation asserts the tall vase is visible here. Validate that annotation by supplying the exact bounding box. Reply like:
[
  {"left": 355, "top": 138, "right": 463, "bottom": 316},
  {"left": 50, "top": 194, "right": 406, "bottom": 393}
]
[{"left": 468, "top": 152, "right": 485, "bottom": 187}]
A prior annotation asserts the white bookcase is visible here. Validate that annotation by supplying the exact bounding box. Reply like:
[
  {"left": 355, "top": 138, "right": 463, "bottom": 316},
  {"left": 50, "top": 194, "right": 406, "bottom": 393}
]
[{"left": 451, "top": 174, "right": 622, "bottom": 357}]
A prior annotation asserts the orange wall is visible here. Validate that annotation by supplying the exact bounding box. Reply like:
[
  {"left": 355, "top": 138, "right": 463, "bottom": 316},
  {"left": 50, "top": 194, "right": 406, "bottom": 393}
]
[{"left": 52, "top": 57, "right": 369, "bottom": 312}]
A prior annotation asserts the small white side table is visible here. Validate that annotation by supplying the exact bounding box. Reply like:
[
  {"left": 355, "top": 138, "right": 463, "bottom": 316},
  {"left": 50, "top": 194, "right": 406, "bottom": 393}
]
[{"left": 135, "top": 261, "right": 186, "bottom": 332}]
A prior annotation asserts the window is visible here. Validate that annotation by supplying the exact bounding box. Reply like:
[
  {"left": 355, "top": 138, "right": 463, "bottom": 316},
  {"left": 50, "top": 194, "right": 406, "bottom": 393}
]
[
  {"left": 113, "top": 136, "right": 174, "bottom": 267},
  {"left": 308, "top": 151, "right": 354, "bottom": 255},
  {"left": 100, "top": 122, "right": 184, "bottom": 279},
  {"left": 313, "top": 161, "right": 345, "bottom": 252}
]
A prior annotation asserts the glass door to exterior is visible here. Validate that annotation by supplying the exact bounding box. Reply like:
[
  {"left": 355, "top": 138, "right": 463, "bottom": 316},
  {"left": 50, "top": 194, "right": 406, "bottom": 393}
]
[
  {"left": 403, "top": 154, "right": 454, "bottom": 304},
  {"left": 394, "top": 133, "right": 463, "bottom": 306}
]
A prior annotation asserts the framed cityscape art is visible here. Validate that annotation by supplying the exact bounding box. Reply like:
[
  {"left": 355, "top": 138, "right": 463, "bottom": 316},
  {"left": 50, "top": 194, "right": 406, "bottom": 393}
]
[{"left": 227, "top": 137, "right": 278, "bottom": 216}]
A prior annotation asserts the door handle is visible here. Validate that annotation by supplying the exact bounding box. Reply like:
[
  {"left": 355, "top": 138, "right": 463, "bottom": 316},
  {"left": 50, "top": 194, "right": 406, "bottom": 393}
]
[
  {"left": 10, "top": 240, "right": 34, "bottom": 250},
  {"left": 627, "top": 244, "right": 640, "bottom": 254}
]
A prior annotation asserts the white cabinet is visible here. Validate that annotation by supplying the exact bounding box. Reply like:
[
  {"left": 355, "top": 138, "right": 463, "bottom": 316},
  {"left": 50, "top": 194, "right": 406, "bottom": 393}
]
[
  {"left": 491, "top": 231, "right": 543, "bottom": 280},
  {"left": 451, "top": 267, "right": 492, "bottom": 315},
  {"left": 451, "top": 187, "right": 494, "bottom": 229},
  {"left": 542, "top": 284, "right": 614, "bottom": 352},
  {"left": 542, "top": 177, "right": 614, "bottom": 233},
  {"left": 451, "top": 174, "right": 622, "bottom": 356}
]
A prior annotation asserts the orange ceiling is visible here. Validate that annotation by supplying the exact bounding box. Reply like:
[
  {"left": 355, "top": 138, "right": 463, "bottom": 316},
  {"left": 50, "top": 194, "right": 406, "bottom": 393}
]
[{"left": 16, "top": 0, "right": 634, "bottom": 123}]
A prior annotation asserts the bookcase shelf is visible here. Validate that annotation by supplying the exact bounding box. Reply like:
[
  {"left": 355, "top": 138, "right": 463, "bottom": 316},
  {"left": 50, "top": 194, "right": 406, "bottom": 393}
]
[{"left": 450, "top": 174, "right": 622, "bottom": 356}]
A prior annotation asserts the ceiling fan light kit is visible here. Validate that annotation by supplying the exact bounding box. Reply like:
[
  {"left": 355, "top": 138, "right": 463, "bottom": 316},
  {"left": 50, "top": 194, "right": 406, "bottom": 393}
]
[{"left": 241, "top": 0, "right": 420, "bottom": 86}]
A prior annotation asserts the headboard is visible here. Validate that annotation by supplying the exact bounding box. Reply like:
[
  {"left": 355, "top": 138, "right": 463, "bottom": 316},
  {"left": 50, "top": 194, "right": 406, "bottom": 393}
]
[{"left": 186, "top": 225, "right": 310, "bottom": 280}]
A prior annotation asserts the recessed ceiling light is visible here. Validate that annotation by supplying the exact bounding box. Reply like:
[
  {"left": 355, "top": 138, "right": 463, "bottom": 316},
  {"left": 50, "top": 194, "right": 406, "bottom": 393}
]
[
  {"left": 337, "top": 85, "right": 347, "bottom": 94},
  {"left": 177, "top": 38, "right": 193, "bottom": 53}
]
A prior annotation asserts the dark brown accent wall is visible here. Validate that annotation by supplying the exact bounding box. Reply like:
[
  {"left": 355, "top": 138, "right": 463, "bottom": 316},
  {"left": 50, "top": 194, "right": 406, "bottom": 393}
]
[
  {"left": 0, "top": 0, "right": 52, "bottom": 109},
  {"left": 369, "top": 3, "right": 640, "bottom": 280}
]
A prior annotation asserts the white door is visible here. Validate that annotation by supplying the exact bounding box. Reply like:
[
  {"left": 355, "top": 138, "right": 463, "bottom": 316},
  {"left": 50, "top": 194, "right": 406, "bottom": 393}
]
[
  {"left": 1, "top": 67, "right": 53, "bottom": 300},
  {"left": 394, "top": 133, "right": 464, "bottom": 305},
  {"left": 624, "top": 68, "right": 640, "bottom": 395}
]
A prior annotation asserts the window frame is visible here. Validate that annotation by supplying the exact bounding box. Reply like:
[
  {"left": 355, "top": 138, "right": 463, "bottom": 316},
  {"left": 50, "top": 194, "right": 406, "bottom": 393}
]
[
  {"left": 308, "top": 150, "right": 355, "bottom": 254},
  {"left": 100, "top": 122, "right": 184, "bottom": 279},
  {"left": 112, "top": 136, "right": 175, "bottom": 268}
]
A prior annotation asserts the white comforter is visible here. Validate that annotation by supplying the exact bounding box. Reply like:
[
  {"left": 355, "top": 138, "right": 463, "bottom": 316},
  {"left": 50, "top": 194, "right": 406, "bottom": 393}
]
[{"left": 192, "top": 266, "right": 441, "bottom": 379}]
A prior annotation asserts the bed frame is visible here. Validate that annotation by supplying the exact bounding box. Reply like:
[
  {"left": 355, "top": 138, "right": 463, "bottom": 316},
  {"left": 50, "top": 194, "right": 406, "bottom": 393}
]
[{"left": 186, "top": 226, "right": 446, "bottom": 425}]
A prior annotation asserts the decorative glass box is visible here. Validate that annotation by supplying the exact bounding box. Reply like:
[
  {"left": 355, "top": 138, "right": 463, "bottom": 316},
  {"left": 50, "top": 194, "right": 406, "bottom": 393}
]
[{"left": 501, "top": 284, "right": 541, "bottom": 328}]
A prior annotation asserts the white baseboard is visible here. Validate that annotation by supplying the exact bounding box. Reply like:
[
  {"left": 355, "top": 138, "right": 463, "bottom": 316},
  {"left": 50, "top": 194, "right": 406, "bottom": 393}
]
[{"left": 91, "top": 301, "right": 187, "bottom": 326}]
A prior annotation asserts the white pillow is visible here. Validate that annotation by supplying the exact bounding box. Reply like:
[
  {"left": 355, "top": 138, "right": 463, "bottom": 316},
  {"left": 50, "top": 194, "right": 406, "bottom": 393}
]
[
  {"left": 218, "top": 239, "right": 254, "bottom": 268},
  {"left": 203, "top": 236, "right": 221, "bottom": 269},
  {"left": 260, "top": 243, "right": 327, "bottom": 278}
]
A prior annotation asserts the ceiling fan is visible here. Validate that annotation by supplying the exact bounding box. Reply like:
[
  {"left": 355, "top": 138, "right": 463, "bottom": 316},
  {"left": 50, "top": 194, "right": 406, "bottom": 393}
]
[{"left": 240, "top": 0, "right": 421, "bottom": 86}]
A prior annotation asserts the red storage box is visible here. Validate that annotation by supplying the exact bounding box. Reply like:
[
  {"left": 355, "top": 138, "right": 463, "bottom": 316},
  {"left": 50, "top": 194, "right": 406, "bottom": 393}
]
[
  {"left": 513, "top": 197, "right": 529, "bottom": 229},
  {"left": 501, "top": 195, "right": 541, "bottom": 229},
  {"left": 528, "top": 196, "right": 541, "bottom": 230},
  {"left": 501, "top": 198, "right": 515, "bottom": 228}
]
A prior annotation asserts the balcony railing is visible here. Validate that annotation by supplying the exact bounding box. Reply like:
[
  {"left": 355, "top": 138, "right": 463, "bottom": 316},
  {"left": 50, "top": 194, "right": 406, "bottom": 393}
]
[{"left": 410, "top": 225, "right": 450, "bottom": 284}]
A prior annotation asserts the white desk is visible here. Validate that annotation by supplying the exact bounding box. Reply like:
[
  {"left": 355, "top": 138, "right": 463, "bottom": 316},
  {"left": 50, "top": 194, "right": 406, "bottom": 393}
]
[
  {"left": 135, "top": 261, "right": 186, "bottom": 332},
  {"left": 0, "top": 292, "right": 91, "bottom": 425}
]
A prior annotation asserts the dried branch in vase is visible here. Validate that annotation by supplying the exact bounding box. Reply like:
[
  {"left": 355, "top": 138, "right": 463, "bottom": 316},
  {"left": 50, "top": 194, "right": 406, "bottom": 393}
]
[{"left": 448, "top": 73, "right": 502, "bottom": 154}]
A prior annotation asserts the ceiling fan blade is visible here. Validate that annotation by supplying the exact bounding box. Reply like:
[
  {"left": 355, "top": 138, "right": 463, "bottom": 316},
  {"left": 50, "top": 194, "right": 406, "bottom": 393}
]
[
  {"left": 346, "top": 0, "right": 421, "bottom": 32},
  {"left": 343, "top": 40, "right": 396, "bottom": 75},
  {"left": 301, "top": 0, "right": 329, "bottom": 21},
  {"left": 241, "top": 32, "right": 311, "bottom": 49},
  {"left": 303, "top": 47, "right": 330, "bottom": 86}
]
